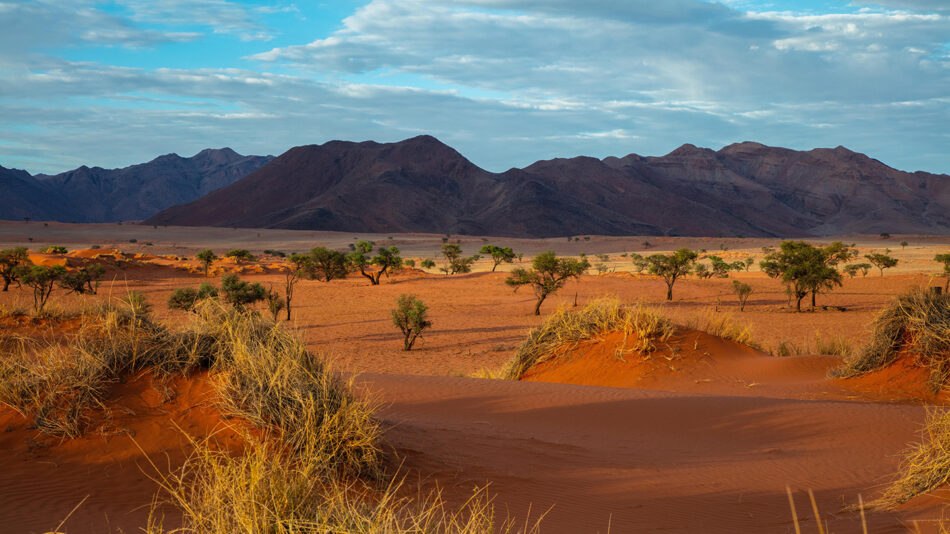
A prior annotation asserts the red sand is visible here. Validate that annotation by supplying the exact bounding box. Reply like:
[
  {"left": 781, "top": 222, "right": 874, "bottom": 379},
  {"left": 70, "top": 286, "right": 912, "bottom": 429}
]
[
  {"left": 0, "top": 371, "right": 240, "bottom": 533},
  {"left": 2, "top": 234, "right": 950, "bottom": 531},
  {"left": 363, "top": 373, "right": 929, "bottom": 533}
]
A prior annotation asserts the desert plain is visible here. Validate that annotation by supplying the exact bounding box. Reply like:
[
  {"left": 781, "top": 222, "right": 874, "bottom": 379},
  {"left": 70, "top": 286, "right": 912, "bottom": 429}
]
[{"left": 3, "top": 221, "right": 950, "bottom": 533}]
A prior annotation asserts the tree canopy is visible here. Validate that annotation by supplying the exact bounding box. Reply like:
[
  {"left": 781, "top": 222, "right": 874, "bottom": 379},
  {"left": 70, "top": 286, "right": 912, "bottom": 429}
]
[
  {"left": 505, "top": 251, "right": 589, "bottom": 315},
  {"left": 348, "top": 241, "right": 402, "bottom": 285},
  {"left": 479, "top": 245, "right": 516, "bottom": 272},
  {"left": 646, "top": 248, "right": 698, "bottom": 301}
]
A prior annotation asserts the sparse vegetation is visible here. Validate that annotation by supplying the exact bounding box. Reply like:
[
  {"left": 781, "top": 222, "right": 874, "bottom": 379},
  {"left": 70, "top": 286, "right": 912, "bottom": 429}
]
[
  {"left": 440, "top": 243, "right": 478, "bottom": 275},
  {"left": 646, "top": 248, "right": 698, "bottom": 301},
  {"left": 843, "top": 263, "right": 872, "bottom": 278},
  {"left": 168, "top": 283, "right": 219, "bottom": 312},
  {"left": 196, "top": 249, "right": 218, "bottom": 276},
  {"left": 505, "top": 251, "right": 589, "bottom": 315},
  {"left": 0, "top": 247, "right": 30, "bottom": 291},
  {"left": 501, "top": 298, "right": 673, "bottom": 379},
  {"left": 41, "top": 245, "right": 67, "bottom": 254},
  {"left": 306, "top": 247, "right": 349, "bottom": 282},
  {"left": 59, "top": 264, "right": 106, "bottom": 295},
  {"left": 760, "top": 241, "right": 852, "bottom": 312},
  {"left": 479, "top": 244, "right": 516, "bottom": 272},
  {"left": 220, "top": 274, "right": 267, "bottom": 310},
  {"left": 866, "top": 250, "right": 899, "bottom": 276},
  {"left": 15, "top": 264, "right": 66, "bottom": 312},
  {"left": 630, "top": 253, "right": 648, "bottom": 273},
  {"left": 391, "top": 294, "right": 431, "bottom": 350},
  {"left": 732, "top": 280, "right": 753, "bottom": 311},
  {"left": 421, "top": 259, "right": 436, "bottom": 270},
  {"left": 225, "top": 249, "right": 255, "bottom": 262},
  {"left": 348, "top": 241, "right": 402, "bottom": 285}
]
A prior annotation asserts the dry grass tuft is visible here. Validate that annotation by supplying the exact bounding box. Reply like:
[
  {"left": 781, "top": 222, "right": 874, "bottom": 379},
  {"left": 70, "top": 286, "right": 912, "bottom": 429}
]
[
  {"left": 833, "top": 287, "right": 950, "bottom": 391},
  {"left": 501, "top": 298, "right": 673, "bottom": 380},
  {"left": 872, "top": 408, "right": 950, "bottom": 509},
  {"left": 0, "top": 294, "right": 212, "bottom": 437},
  {"left": 680, "top": 308, "right": 762, "bottom": 351},
  {"left": 188, "top": 300, "right": 381, "bottom": 478},
  {"left": 144, "top": 433, "right": 540, "bottom": 534}
]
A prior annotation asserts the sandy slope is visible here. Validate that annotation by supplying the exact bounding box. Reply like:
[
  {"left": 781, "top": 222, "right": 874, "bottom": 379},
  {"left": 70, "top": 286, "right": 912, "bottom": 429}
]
[
  {"left": 363, "top": 373, "right": 927, "bottom": 533},
  {"left": 0, "top": 372, "right": 240, "bottom": 533}
]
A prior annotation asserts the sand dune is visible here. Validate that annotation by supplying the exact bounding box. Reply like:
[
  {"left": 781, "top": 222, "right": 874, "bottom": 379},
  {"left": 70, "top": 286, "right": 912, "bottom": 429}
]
[{"left": 363, "top": 373, "right": 928, "bottom": 533}]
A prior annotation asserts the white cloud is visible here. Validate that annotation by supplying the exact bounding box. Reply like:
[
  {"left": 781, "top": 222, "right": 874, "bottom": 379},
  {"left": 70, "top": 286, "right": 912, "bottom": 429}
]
[{"left": 1, "top": 0, "right": 948, "bottom": 176}]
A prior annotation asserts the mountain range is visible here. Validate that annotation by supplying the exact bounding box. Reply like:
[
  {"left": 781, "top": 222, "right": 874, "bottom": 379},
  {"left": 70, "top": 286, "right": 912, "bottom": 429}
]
[
  {"left": 146, "top": 136, "right": 950, "bottom": 238},
  {"left": 0, "top": 148, "right": 273, "bottom": 223},
  {"left": 4, "top": 136, "right": 949, "bottom": 237}
]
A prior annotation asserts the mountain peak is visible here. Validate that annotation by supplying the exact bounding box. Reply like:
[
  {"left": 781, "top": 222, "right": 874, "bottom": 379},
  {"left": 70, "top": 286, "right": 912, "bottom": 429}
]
[{"left": 664, "top": 143, "right": 715, "bottom": 158}]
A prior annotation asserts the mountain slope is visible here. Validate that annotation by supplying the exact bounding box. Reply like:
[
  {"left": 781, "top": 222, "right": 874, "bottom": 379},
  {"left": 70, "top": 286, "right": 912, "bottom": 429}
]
[
  {"left": 0, "top": 149, "right": 273, "bottom": 223},
  {"left": 146, "top": 136, "right": 950, "bottom": 237}
]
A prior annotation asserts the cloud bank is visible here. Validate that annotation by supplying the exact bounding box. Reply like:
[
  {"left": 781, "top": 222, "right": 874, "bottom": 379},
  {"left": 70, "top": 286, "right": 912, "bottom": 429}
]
[{"left": 1, "top": 0, "right": 947, "bottom": 174}]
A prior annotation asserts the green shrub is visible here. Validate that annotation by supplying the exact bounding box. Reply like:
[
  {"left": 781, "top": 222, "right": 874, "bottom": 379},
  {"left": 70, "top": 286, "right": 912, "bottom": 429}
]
[
  {"left": 220, "top": 274, "right": 267, "bottom": 310},
  {"left": 391, "top": 294, "right": 431, "bottom": 351}
]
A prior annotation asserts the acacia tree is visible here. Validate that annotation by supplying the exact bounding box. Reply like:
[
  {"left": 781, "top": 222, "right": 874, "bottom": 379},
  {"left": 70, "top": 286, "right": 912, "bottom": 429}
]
[
  {"left": 307, "top": 247, "right": 349, "bottom": 282},
  {"left": 866, "top": 250, "right": 899, "bottom": 276},
  {"left": 646, "top": 248, "right": 698, "bottom": 301},
  {"left": 59, "top": 264, "right": 106, "bottom": 295},
  {"left": 391, "top": 294, "right": 431, "bottom": 350},
  {"left": 707, "top": 255, "right": 735, "bottom": 278},
  {"left": 935, "top": 254, "right": 950, "bottom": 291},
  {"left": 440, "top": 243, "right": 478, "bottom": 275},
  {"left": 0, "top": 247, "right": 30, "bottom": 291},
  {"left": 15, "top": 265, "right": 66, "bottom": 312},
  {"left": 196, "top": 249, "right": 218, "bottom": 276},
  {"left": 760, "top": 241, "right": 845, "bottom": 312},
  {"left": 732, "top": 280, "right": 753, "bottom": 311},
  {"left": 630, "top": 253, "right": 648, "bottom": 274},
  {"left": 505, "top": 251, "right": 589, "bottom": 315},
  {"left": 479, "top": 245, "right": 516, "bottom": 272},
  {"left": 348, "top": 241, "right": 402, "bottom": 285}
]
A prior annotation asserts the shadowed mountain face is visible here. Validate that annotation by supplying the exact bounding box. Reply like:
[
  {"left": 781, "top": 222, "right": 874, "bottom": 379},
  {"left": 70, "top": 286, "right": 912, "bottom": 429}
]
[
  {"left": 0, "top": 148, "right": 273, "bottom": 223},
  {"left": 145, "top": 136, "right": 950, "bottom": 238}
]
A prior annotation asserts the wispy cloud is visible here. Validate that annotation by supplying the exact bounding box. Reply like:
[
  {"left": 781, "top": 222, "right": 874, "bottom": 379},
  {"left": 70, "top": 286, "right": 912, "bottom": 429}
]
[{"left": 1, "top": 0, "right": 948, "bottom": 175}]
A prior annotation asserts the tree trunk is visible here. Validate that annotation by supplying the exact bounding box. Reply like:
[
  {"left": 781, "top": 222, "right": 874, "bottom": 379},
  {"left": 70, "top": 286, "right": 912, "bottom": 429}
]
[
  {"left": 492, "top": 262, "right": 497, "bottom": 272},
  {"left": 811, "top": 290, "right": 816, "bottom": 309},
  {"left": 666, "top": 283, "right": 673, "bottom": 301},
  {"left": 2, "top": 278, "right": 8, "bottom": 291},
  {"left": 796, "top": 295, "right": 803, "bottom": 312},
  {"left": 534, "top": 294, "right": 547, "bottom": 316}
]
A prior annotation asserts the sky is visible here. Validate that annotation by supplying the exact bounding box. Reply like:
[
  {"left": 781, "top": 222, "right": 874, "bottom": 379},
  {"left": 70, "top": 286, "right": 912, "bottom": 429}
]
[{"left": 1, "top": 0, "right": 948, "bottom": 175}]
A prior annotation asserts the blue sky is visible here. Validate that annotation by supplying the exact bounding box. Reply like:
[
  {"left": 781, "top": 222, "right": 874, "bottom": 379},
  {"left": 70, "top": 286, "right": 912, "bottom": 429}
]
[{"left": 1, "top": 0, "right": 948, "bottom": 174}]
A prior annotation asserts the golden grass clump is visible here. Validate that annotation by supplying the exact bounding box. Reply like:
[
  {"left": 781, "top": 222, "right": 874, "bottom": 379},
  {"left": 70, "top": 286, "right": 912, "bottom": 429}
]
[
  {"left": 187, "top": 300, "right": 381, "bottom": 478},
  {"left": 833, "top": 287, "right": 950, "bottom": 391},
  {"left": 680, "top": 308, "right": 762, "bottom": 351},
  {"left": 501, "top": 297, "right": 673, "bottom": 380},
  {"left": 0, "top": 295, "right": 213, "bottom": 437},
  {"left": 145, "top": 434, "right": 540, "bottom": 534},
  {"left": 872, "top": 408, "right": 950, "bottom": 509}
]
